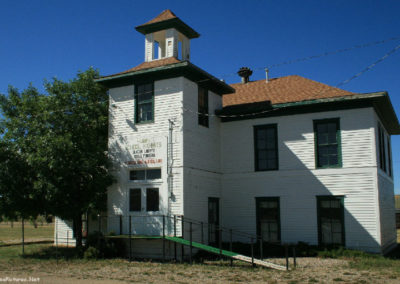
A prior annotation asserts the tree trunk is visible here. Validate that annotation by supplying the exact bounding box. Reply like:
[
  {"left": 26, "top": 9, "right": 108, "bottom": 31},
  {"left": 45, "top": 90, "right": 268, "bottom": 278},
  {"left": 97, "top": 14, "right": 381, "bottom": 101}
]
[{"left": 73, "top": 214, "right": 83, "bottom": 248}]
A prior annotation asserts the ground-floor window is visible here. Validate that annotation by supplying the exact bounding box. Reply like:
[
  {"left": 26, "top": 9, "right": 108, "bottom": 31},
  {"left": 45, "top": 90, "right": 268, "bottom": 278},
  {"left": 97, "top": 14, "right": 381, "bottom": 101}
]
[
  {"left": 317, "top": 196, "right": 345, "bottom": 246},
  {"left": 256, "top": 197, "right": 280, "bottom": 243},
  {"left": 129, "top": 187, "right": 159, "bottom": 212}
]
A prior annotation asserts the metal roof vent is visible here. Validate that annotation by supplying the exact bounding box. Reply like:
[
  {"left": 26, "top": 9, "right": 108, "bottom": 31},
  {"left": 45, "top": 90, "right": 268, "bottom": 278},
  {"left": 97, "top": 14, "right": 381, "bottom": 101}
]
[{"left": 237, "top": 67, "right": 253, "bottom": 84}]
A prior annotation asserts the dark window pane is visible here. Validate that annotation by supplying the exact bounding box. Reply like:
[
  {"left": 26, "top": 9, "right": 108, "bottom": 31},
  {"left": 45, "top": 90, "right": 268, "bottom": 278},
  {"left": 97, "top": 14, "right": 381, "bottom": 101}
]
[
  {"left": 329, "top": 155, "right": 338, "bottom": 165},
  {"left": 318, "top": 197, "right": 344, "bottom": 245},
  {"left": 147, "top": 169, "right": 161, "bottom": 180},
  {"left": 319, "top": 155, "right": 328, "bottom": 167},
  {"left": 315, "top": 119, "right": 340, "bottom": 167},
  {"left": 198, "top": 86, "right": 209, "bottom": 127},
  {"left": 146, "top": 188, "right": 159, "bottom": 211},
  {"left": 255, "top": 125, "right": 278, "bottom": 171},
  {"left": 267, "top": 159, "right": 276, "bottom": 169},
  {"left": 136, "top": 83, "right": 154, "bottom": 123},
  {"left": 257, "top": 198, "right": 280, "bottom": 242},
  {"left": 129, "top": 189, "right": 141, "bottom": 211},
  {"left": 387, "top": 136, "right": 392, "bottom": 176},
  {"left": 258, "top": 160, "right": 267, "bottom": 170},
  {"left": 130, "top": 170, "right": 146, "bottom": 180},
  {"left": 138, "top": 102, "right": 153, "bottom": 121},
  {"left": 259, "top": 150, "right": 267, "bottom": 160}
]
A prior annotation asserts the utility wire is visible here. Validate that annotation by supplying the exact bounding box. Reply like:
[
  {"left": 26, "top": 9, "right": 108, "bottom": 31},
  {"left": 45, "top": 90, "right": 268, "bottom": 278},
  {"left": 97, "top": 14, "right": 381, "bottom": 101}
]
[
  {"left": 336, "top": 43, "right": 400, "bottom": 87},
  {"left": 219, "top": 35, "right": 400, "bottom": 78},
  {"left": 1, "top": 38, "right": 399, "bottom": 121},
  {"left": 184, "top": 42, "right": 400, "bottom": 118}
]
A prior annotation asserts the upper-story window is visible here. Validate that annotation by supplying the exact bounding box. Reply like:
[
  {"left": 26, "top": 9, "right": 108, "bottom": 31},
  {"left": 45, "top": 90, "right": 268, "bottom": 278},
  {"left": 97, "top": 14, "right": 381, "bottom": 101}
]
[
  {"left": 314, "top": 118, "right": 342, "bottom": 168},
  {"left": 198, "top": 86, "right": 209, "bottom": 127},
  {"left": 135, "top": 83, "right": 154, "bottom": 123},
  {"left": 387, "top": 135, "right": 392, "bottom": 177},
  {"left": 254, "top": 124, "right": 278, "bottom": 171},
  {"left": 378, "top": 124, "right": 386, "bottom": 172}
]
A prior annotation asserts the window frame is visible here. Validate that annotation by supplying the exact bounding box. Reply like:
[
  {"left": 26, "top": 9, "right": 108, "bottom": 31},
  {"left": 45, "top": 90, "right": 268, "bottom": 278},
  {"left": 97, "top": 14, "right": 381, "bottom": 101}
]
[
  {"left": 135, "top": 82, "right": 154, "bottom": 124},
  {"left": 146, "top": 188, "right": 159, "bottom": 212},
  {"left": 316, "top": 195, "right": 345, "bottom": 246},
  {"left": 387, "top": 134, "right": 392, "bottom": 177},
  {"left": 129, "top": 188, "right": 142, "bottom": 212},
  {"left": 313, "top": 118, "right": 342, "bottom": 169},
  {"left": 254, "top": 124, "right": 279, "bottom": 171},
  {"left": 198, "top": 86, "right": 209, "bottom": 127},
  {"left": 255, "top": 197, "right": 281, "bottom": 243},
  {"left": 129, "top": 168, "right": 161, "bottom": 181}
]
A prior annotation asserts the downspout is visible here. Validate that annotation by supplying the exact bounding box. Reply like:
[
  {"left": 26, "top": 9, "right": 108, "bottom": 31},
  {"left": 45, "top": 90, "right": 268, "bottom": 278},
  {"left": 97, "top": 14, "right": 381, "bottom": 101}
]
[{"left": 167, "top": 119, "right": 175, "bottom": 216}]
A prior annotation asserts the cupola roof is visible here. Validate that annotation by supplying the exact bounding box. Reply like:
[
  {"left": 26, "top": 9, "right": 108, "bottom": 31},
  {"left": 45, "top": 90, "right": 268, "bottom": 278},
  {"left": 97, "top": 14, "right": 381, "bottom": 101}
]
[{"left": 135, "top": 9, "right": 200, "bottom": 39}]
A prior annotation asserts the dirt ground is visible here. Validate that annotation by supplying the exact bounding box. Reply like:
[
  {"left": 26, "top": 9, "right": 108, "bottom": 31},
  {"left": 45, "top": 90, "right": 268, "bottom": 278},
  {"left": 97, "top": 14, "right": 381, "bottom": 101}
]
[{"left": 0, "top": 257, "right": 398, "bottom": 284}]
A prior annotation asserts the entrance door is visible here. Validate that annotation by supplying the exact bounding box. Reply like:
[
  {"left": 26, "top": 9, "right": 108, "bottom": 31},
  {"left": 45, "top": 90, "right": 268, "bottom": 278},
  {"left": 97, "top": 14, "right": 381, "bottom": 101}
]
[
  {"left": 129, "top": 186, "right": 160, "bottom": 235},
  {"left": 317, "top": 196, "right": 345, "bottom": 246},
  {"left": 208, "top": 197, "right": 219, "bottom": 245},
  {"left": 256, "top": 197, "right": 280, "bottom": 243}
]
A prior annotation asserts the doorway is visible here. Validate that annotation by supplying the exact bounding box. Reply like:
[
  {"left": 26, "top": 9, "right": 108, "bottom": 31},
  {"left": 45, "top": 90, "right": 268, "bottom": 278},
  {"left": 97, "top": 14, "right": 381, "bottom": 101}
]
[{"left": 208, "top": 197, "right": 219, "bottom": 245}]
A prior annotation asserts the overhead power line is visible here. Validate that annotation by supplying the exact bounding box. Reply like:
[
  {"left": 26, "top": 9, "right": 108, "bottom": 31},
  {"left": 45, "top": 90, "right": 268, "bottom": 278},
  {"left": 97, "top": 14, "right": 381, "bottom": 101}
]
[
  {"left": 220, "top": 35, "right": 400, "bottom": 78},
  {"left": 1, "top": 37, "right": 399, "bottom": 121},
  {"left": 336, "top": 43, "right": 400, "bottom": 87}
]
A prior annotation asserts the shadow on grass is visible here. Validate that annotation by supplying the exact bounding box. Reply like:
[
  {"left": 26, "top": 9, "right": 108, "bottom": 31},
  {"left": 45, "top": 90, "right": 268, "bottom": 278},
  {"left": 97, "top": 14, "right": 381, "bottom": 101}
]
[{"left": 22, "top": 245, "right": 83, "bottom": 260}]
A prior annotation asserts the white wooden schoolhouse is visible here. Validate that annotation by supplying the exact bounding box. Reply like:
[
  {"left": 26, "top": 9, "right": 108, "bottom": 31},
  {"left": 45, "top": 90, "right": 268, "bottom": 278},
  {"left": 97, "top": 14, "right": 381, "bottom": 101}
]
[{"left": 56, "top": 10, "right": 399, "bottom": 256}]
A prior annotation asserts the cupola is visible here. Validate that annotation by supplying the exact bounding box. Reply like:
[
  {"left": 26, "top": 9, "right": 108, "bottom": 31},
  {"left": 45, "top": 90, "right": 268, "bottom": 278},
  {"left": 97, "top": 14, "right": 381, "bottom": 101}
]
[{"left": 135, "top": 9, "right": 200, "bottom": 62}]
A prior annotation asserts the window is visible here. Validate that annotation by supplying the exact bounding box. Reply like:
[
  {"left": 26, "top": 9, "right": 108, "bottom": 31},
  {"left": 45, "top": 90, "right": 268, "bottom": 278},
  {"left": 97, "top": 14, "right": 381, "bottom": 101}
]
[
  {"left": 378, "top": 124, "right": 387, "bottom": 172},
  {"left": 130, "top": 169, "right": 161, "bottom": 181},
  {"left": 129, "top": 188, "right": 141, "bottom": 211},
  {"left": 387, "top": 135, "right": 392, "bottom": 177},
  {"left": 198, "top": 86, "right": 209, "bottom": 127},
  {"left": 135, "top": 83, "right": 154, "bottom": 123},
  {"left": 256, "top": 197, "right": 280, "bottom": 243},
  {"left": 254, "top": 124, "right": 278, "bottom": 171},
  {"left": 129, "top": 187, "right": 159, "bottom": 212},
  {"left": 317, "top": 196, "right": 345, "bottom": 246},
  {"left": 146, "top": 188, "right": 159, "bottom": 211},
  {"left": 314, "top": 119, "right": 341, "bottom": 168}
]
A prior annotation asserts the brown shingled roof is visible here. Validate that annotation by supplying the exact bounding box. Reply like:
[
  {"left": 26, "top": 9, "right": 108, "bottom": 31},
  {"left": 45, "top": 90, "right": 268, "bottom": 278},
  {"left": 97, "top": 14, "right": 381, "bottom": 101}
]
[
  {"left": 102, "top": 57, "right": 181, "bottom": 78},
  {"left": 143, "top": 9, "right": 177, "bottom": 25},
  {"left": 224, "top": 75, "right": 355, "bottom": 107}
]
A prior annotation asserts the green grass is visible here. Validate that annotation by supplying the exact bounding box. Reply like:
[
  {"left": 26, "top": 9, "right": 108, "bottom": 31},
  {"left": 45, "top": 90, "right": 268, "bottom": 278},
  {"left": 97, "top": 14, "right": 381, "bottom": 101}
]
[
  {"left": 0, "top": 243, "right": 399, "bottom": 283},
  {"left": 0, "top": 222, "right": 54, "bottom": 243},
  {"left": 0, "top": 243, "right": 51, "bottom": 260}
]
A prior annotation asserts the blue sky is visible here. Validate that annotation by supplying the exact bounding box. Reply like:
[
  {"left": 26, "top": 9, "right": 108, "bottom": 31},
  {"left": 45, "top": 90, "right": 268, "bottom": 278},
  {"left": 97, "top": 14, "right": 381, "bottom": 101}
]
[{"left": 1, "top": 0, "right": 400, "bottom": 192}]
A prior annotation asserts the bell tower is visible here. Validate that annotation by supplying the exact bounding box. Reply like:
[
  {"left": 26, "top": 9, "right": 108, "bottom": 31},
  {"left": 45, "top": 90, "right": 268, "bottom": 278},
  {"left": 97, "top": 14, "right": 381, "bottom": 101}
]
[{"left": 135, "top": 10, "right": 200, "bottom": 62}]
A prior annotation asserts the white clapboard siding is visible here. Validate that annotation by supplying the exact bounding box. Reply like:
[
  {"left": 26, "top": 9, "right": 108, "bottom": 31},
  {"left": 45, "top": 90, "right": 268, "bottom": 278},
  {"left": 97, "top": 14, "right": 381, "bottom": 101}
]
[
  {"left": 54, "top": 217, "right": 75, "bottom": 246},
  {"left": 102, "top": 73, "right": 397, "bottom": 255},
  {"left": 220, "top": 107, "right": 385, "bottom": 252},
  {"left": 107, "top": 77, "right": 185, "bottom": 236},
  {"left": 378, "top": 171, "right": 396, "bottom": 252},
  {"left": 182, "top": 78, "right": 222, "bottom": 241}
]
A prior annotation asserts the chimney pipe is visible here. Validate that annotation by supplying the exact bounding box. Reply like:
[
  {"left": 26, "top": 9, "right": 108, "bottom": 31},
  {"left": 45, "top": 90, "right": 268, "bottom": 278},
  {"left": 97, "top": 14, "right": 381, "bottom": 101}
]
[
  {"left": 265, "top": 68, "right": 269, "bottom": 83},
  {"left": 237, "top": 67, "right": 253, "bottom": 84}
]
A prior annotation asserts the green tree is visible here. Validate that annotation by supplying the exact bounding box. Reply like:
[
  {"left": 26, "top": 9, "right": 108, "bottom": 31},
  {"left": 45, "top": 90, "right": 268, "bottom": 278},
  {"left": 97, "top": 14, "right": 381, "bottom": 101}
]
[
  {"left": 0, "top": 68, "right": 113, "bottom": 247},
  {"left": 0, "top": 86, "right": 47, "bottom": 222}
]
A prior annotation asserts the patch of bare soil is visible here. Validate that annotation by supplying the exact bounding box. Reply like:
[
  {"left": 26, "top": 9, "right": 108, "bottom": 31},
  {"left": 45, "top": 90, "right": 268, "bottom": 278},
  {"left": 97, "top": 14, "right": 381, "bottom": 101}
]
[{"left": 0, "top": 257, "right": 398, "bottom": 283}]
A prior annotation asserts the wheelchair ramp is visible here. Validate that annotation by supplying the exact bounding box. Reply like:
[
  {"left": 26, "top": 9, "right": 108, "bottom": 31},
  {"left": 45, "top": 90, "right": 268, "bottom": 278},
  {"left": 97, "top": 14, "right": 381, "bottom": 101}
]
[{"left": 164, "top": 236, "right": 287, "bottom": 270}]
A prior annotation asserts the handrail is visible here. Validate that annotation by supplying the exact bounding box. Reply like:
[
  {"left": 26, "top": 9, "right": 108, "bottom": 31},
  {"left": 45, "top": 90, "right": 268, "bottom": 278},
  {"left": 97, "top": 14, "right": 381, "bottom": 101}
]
[
  {"left": 103, "top": 214, "right": 262, "bottom": 240},
  {"left": 102, "top": 213, "right": 263, "bottom": 241}
]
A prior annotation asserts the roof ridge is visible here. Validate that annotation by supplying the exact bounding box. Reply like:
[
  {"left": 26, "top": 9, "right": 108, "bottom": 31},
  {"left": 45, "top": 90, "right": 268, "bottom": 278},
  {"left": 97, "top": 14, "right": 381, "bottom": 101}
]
[
  {"left": 142, "top": 9, "right": 178, "bottom": 26},
  {"left": 224, "top": 74, "right": 355, "bottom": 107}
]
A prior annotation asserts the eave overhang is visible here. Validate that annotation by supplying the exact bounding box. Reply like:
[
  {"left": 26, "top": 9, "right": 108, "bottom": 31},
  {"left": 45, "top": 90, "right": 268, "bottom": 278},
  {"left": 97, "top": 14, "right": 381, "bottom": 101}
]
[
  {"left": 95, "top": 61, "right": 234, "bottom": 95},
  {"left": 216, "top": 92, "right": 400, "bottom": 135}
]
